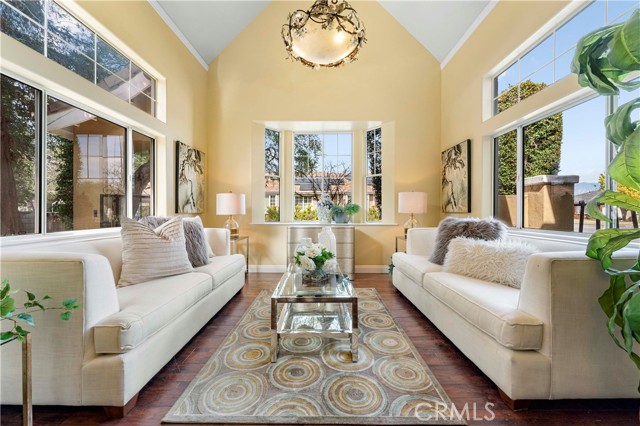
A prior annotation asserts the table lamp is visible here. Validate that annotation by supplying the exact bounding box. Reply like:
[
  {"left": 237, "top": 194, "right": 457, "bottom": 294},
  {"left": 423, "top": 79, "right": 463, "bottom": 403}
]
[
  {"left": 216, "top": 192, "right": 246, "bottom": 239},
  {"left": 398, "top": 192, "right": 427, "bottom": 236}
]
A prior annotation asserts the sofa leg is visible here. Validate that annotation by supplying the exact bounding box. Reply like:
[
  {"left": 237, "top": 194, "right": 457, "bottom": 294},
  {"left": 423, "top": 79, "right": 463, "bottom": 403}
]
[
  {"left": 498, "top": 389, "right": 530, "bottom": 411},
  {"left": 103, "top": 393, "right": 139, "bottom": 418}
]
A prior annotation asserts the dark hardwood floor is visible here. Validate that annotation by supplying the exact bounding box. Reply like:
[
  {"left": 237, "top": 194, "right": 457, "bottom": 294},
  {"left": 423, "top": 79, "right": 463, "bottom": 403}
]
[{"left": 1, "top": 273, "right": 637, "bottom": 425}]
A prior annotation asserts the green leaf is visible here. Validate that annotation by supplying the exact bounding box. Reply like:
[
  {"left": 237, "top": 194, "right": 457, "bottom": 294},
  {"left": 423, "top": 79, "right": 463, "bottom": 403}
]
[
  {"left": 586, "top": 228, "right": 640, "bottom": 269},
  {"left": 608, "top": 10, "right": 640, "bottom": 72},
  {"left": 62, "top": 298, "right": 79, "bottom": 311},
  {"left": 605, "top": 97, "right": 640, "bottom": 147},
  {"left": 622, "top": 293, "right": 640, "bottom": 352},
  {"left": 25, "top": 291, "right": 35, "bottom": 301},
  {"left": 1, "top": 296, "right": 15, "bottom": 318},
  {"left": 0, "top": 282, "right": 10, "bottom": 300},
  {"left": 16, "top": 313, "right": 34, "bottom": 326},
  {"left": 60, "top": 311, "right": 71, "bottom": 321},
  {"left": 0, "top": 331, "right": 15, "bottom": 341},
  {"left": 609, "top": 128, "right": 640, "bottom": 192},
  {"left": 599, "top": 275, "right": 629, "bottom": 327},
  {"left": 15, "top": 325, "right": 30, "bottom": 336},
  {"left": 595, "top": 189, "right": 640, "bottom": 213},
  {"left": 586, "top": 196, "right": 611, "bottom": 223},
  {"left": 42, "top": 295, "right": 51, "bottom": 301}
]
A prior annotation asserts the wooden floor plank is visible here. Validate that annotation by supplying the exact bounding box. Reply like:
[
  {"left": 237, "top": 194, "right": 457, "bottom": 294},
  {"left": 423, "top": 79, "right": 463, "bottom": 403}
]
[{"left": 1, "top": 273, "right": 637, "bottom": 425}]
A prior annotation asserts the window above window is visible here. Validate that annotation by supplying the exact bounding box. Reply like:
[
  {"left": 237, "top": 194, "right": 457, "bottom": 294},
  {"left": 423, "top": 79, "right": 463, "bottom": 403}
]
[
  {"left": 0, "top": 0, "right": 157, "bottom": 117},
  {"left": 492, "top": 0, "right": 637, "bottom": 115}
]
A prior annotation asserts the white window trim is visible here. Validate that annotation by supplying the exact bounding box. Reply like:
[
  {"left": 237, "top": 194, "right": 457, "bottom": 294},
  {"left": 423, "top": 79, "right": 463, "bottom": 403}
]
[{"left": 364, "top": 126, "right": 383, "bottom": 223}]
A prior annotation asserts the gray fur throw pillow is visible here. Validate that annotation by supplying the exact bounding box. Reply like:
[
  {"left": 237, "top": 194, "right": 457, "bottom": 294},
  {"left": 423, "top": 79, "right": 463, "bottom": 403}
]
[
  {"left": 139, "top": 216, "right": 210, "bottom": 267},
  {"left": 429, "top": 217, "right": 507, "bottom": 265}
]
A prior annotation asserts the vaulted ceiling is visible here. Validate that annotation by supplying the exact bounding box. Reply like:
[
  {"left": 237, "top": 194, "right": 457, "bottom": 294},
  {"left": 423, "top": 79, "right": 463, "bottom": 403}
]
[{"left": 149, "top": 0, "right": 495, "bottom": 69}]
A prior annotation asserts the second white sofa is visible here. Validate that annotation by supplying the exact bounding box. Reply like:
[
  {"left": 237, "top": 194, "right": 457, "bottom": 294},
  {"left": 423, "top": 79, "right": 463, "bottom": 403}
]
[{"left": 392, "top": 227, "right": 639, "bottom": 406}]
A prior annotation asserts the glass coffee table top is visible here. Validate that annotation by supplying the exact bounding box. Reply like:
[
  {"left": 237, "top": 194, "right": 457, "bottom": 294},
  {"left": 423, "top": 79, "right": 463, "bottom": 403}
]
[{"left": 272, "top": 266, "right": 353, "bottom": 299}]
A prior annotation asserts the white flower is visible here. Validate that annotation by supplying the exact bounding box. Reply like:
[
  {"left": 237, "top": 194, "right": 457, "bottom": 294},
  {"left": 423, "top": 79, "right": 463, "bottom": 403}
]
[
  {"left": 322, "top": 258, "right": 337, "bottom": 273},
  {"left": 299, "top": 255, "right": 316, "bottom": 271},
  {"left": 305, "top": 246, "right": 321, "bottom": 258}
]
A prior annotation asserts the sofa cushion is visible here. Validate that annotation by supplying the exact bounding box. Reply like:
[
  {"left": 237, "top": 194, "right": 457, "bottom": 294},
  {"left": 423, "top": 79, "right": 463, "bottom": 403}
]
[
  {"left": 139, "top": 216, "right": 212, "bottom": 267},
  {"left": 392, "top": 252, "right": 443, "bottom": 284},
  {"left": 423, "top": 272, "right": 543, "bottom": 350},
  {"left": 94, "top": 272, "right": 212, "bottom": 354},
  {"left": 443, "top": 237, "right": 539, "bottom": 288},
  {"left": 430, "top": 217, "right": 506, "bottom": 265},
  {"left": 195, "top": 254, "right": 246, "bottom": 288},
  {"left": 119, "top": 217, "right": 193, "bottom": 287}
]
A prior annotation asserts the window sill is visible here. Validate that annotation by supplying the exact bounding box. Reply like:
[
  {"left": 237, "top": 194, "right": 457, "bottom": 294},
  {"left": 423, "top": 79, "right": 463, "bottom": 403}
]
[
  {"left": 251, "top": 222, "right": 399, "bottom": 227},
  {"left": 1, "top": 228, "right": 121, "bottom": 249}
]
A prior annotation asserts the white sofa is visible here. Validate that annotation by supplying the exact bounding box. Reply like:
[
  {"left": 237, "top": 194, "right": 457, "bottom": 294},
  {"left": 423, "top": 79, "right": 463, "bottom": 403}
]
[
  {"left": 0, "top": 228, "right": 245, "bottom": 416},
  {"left": 392, "top": 227, "right": 639, "bottom": 406}
]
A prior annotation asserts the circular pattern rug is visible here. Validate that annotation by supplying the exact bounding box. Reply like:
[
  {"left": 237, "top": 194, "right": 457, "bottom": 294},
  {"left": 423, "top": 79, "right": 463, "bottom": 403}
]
[{"left": 164, "top": 289, "right": 460, "bottom": 425}]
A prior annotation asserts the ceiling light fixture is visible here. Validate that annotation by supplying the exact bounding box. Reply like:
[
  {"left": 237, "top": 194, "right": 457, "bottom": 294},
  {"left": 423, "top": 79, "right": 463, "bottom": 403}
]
[{"left": 282, "top": 0, "right": 366, "bottom": 69}]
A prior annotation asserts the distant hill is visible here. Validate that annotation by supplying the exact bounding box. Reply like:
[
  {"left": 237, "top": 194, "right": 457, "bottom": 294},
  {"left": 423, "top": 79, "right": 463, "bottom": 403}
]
[{"left": 575, "top": 182, "right": 598, "bottom": 195}]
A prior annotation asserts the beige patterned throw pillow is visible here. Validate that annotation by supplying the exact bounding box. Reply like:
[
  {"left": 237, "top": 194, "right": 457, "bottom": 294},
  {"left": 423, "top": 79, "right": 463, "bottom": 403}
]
[{"left": 118, "top": 216, "right": 193, "bottom": 287}]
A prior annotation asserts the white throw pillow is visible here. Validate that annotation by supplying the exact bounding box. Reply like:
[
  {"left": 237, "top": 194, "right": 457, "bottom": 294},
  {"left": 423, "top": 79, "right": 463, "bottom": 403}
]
[
  {"left": 119, "top": 216, "right": 193, "bottom": 287},
  {"left": 443, "top": 237, "right": 539, "bottom": 288}
]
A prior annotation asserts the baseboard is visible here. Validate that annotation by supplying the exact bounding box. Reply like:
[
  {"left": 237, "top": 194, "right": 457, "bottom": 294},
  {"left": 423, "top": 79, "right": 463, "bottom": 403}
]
[{"left": 248, "top": 265, "right": 390, "bottom": 274}]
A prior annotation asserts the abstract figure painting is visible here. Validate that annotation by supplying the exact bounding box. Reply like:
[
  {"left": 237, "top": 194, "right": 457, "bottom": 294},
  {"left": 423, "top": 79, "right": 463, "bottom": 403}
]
[
  {"left": 176, "top": 141, "right": 205, "bottom": 213},
  {"left": 441, "top": 140, "right": 471, "bottom": 213}
]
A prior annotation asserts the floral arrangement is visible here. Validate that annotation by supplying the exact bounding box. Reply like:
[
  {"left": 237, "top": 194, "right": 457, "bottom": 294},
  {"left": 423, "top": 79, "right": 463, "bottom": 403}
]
[{"left": 293, "top": 242, "right": 337, "bottom": 273}]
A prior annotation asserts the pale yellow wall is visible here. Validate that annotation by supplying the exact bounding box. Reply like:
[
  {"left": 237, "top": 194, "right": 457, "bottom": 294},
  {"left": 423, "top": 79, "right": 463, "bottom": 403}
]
[
  {"left": 441, "top": 0, "right": 587, "bottom": 218},
  {"left": 204, "top": 1, "right": 442, "bottom": 268},
  {"left": 1, "top": 0, "right": 208, "bottom": 215}
]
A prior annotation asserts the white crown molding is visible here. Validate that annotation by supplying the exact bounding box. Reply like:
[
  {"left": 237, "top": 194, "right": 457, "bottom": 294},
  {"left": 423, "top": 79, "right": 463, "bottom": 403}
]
[
  {"left": 440, "top": 0, "right": 499, "bottom": 70},
  {"left": 147, "top": 0, "right": 209, "bottom": 70}
]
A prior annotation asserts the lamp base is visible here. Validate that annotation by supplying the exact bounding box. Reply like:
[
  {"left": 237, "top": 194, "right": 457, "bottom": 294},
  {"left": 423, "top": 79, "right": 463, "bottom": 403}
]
[
  {"left": 403, "top": 214, "right": 419, "bottom": 237},
  {"left": 224, "top": 216, "right": 240, "bottom": 239}
]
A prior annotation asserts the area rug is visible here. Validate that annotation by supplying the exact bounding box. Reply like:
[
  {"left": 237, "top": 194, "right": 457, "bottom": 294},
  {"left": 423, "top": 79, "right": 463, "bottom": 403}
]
[{"left": 163, "top": 288, "right": 465, "bottom": 425}]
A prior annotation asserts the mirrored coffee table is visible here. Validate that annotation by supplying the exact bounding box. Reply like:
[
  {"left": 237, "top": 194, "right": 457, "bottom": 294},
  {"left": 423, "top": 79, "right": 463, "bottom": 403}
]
[{"left": 270, "top": 266, "right": 358, "bottom": 362}]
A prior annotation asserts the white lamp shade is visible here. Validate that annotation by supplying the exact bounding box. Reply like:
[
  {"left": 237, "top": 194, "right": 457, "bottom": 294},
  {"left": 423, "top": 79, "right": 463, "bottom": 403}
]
[
  {"left": 216, "top": 193, "right": 246, "bottom": 215},
  {"left": 398, "top": 192, "right": 427, "bottom": 214}
]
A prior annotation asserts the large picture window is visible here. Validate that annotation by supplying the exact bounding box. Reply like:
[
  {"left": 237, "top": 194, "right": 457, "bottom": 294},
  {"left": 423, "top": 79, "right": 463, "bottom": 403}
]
[
  {"left": 1, "top": 0, "right": 157, "bottom": 116},
  {"left": 293, "top": 133, "right": 352, "bottom": 221},
  {"left": 493, "top": 0, "right": 636, "bottom": 115},
  {"left": 1, "top": 73, "right": 155, "bottom": 236},
  {"left": 494, "top": 96, "right": 624, "bottom": 233}
]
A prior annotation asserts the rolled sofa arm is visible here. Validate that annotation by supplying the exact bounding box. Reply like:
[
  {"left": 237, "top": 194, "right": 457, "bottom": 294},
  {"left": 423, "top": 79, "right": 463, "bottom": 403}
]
[
  {"left": 0, "top": 252, "right": 120, "bottom": 404},
  {"left": 405, "top": 228, "right": 439, "bottom": 256},
  {"left": 204, "top": 228, "right": 231, "bottom": 256}
]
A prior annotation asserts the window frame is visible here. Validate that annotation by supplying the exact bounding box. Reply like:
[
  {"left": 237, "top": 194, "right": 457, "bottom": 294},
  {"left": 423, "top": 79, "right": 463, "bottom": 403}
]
[
  {"left": 491, "top": 90, "right": 623, "bottom": 233},
  {"left": 0, "top": 71, "right": 156, "bottom": 239},
  {"left": 0, "top": 0, "right": 158, "bottom": 117}
]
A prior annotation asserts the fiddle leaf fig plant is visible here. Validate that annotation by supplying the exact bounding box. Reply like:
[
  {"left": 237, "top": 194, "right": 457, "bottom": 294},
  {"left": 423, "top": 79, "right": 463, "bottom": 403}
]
[
  {"left": 1, "top": 279, "right": 79, "bottom": 344},
  {"left": 571, "top": 9, "right": 640, "bottom": 387}
]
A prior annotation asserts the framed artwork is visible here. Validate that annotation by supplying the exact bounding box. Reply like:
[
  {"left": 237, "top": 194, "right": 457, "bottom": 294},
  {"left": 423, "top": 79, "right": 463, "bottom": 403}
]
[
  {"left": 176, "top": 141, "right": 205, "bottom": 213},
  {"left": 441, "top": 139, "right": 471, "bottom": 213}
]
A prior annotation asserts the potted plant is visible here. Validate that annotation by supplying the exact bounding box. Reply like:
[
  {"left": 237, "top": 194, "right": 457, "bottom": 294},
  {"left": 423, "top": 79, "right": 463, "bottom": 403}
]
[
  {"left": 571, "top": 10, "right": 640, "bottom": 386},
  {"left": 332, "top": 203, "right": 360, "bottom": 223}
]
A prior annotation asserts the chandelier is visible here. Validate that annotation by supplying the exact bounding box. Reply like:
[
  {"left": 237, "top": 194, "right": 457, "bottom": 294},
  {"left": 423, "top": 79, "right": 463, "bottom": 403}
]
[{"left": 282, "top": 0, "right": 367, "bottom": 69}]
